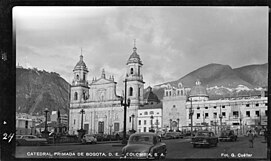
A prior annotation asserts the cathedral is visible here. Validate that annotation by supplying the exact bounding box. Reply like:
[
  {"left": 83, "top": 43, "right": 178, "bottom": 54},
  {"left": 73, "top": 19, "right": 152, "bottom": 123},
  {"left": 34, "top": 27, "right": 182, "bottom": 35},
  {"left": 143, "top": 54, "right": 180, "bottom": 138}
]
[{"left": 69, "top": 45, "right": 144, "bottom": 135}]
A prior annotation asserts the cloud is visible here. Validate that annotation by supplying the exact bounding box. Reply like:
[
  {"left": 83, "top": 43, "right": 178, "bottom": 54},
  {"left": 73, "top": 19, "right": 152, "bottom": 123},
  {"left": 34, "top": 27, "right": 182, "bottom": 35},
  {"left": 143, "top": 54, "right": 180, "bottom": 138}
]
[{"left": 15, "top": 7, "right": 268, "bottom": 87}]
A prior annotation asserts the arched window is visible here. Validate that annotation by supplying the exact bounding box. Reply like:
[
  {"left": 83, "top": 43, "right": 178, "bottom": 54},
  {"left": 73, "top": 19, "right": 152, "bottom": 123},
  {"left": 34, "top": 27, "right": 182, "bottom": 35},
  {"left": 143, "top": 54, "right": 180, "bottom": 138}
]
[
  {"left": 129, "top": 87, "right": 133, "bottom": 96},
  {"left": 76, "top": 74, "right": 79, "bottom": 80},
  {"left": 166, "top": 91, "right": 168, "bottom": 96},
  {"left": 130, "top": 68, "right": 134, "bottom": 74},
  {"left": 83, "top": 74, "right": 86, "bottom": 80},
  {"left": 83, "top": 91, "right": 86, "bottom": 100},
  {"left": 138, "top": 87, "right": 140, "bottom": 97},
  {"left": 181, "top": 90, "right": 183, "bottom": 96},
  {"left": 74, "top": 92, "right": 78, "bottom": 100}
]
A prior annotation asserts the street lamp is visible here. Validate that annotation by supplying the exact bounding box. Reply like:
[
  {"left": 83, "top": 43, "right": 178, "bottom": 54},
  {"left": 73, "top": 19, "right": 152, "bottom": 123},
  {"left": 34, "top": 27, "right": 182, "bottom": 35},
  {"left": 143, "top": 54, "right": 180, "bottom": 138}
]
[
  {"left": 189, "top": 98, "right": 194, "bottom": 137},
  {"left": 77, "top": 109, "right": 86, "bottom": 140},
  {"left": 109, "top": 124, "right": 113, "bottom": 141},
  {"left": 120, "top": 79, "right": 131, "bottom": 144},
  {"left": 131, "top": 114, "right": 136, "bottom": 133},
  {"left": 219, "top": 105, "right": 223, "bottom": 133},
  {"left": 44, "top": 108, "right": 49, "bottom": 132},
  {"left": 156, "top": 119, "right": 159, "bottom": 132},
  {"left": 30, "top": 126, "right": 33, "bottom": 135},
  {"left": 169, "top": 119, "right": 172, "bottom": 131},
  {"left": 80, "top": 109, "right": 85, "bottom": 130},
  {"left": 41, "top": 108, "right": 50, "bottom": 138},
  {"left": 150, "top": 115, "right": 154, "bottom": 132}
]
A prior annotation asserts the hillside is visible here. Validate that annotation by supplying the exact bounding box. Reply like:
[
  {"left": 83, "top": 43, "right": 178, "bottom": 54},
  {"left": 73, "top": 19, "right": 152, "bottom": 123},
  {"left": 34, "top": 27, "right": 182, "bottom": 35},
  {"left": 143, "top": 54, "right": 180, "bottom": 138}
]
[
  {"left": 234, "top": 63, "right": 268, "bottom": 88},
  {"left": 153, "top": 63, "right": 267, "bottom": 100},
  {"left": 16, "top": 68, "right": 70, "bottom": 115}
]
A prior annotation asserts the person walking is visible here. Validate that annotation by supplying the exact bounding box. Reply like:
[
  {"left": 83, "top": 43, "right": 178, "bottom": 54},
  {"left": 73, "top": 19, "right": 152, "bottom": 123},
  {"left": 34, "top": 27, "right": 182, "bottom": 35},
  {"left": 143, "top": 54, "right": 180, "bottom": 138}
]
[{"left": 248, "top": 130, "right": 254, "bottom": 148}]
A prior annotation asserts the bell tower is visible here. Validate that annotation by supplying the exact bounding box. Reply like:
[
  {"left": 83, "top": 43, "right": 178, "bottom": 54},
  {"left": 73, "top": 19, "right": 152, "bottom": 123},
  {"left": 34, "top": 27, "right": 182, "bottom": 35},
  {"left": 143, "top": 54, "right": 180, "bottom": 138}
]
[
  {"left": 71, "top": 53, "right": 89, "bottom": 104},
  {"left": 125, "top": 40, "right": 144, "bottom": 105}
]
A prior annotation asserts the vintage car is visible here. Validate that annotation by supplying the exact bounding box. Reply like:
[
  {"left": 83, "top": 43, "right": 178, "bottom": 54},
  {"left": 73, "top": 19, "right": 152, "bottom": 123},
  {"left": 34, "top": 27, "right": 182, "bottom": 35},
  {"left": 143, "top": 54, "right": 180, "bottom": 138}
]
[
  {"left": 121, "top": 132, "right": 167, "bottom": 159},
  {"left": 81, "top": 134, "right": 97, "bottom": 144},
  {"left": 219, "top": 130, "right": 237, "bottom": 142},
  {"left": 191, "top": 131, "right": 218, "bottom": 148},
  {"left": 173, "top": 132, "right": 184, "bottom": 139},
  {"left": 16, "top": 135, "right": 48, "bottom": 146},
  {"left": 162, "top": 132, "right": 176, "bottom": 140}
]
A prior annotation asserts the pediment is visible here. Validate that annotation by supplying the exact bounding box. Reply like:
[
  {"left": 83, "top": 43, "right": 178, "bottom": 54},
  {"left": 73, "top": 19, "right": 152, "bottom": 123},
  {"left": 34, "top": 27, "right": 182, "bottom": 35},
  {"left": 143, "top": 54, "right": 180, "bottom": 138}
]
[{"left": 91, "top": 78, "right": 114, "bottom": 85}]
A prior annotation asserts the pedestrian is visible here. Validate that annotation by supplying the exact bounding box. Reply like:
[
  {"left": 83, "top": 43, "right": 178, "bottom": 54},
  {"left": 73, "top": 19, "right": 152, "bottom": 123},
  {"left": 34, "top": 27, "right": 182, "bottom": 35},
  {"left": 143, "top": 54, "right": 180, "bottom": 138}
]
[{"left": 248, "top": 130, "right": 254, "bottom": 148}]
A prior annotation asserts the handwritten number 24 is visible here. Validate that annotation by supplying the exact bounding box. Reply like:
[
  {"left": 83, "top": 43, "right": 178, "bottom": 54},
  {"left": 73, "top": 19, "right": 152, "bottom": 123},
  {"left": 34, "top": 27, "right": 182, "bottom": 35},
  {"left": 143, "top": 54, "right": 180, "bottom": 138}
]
[{"left": 3, "top": 133, "right": 14, "bottom": 143}]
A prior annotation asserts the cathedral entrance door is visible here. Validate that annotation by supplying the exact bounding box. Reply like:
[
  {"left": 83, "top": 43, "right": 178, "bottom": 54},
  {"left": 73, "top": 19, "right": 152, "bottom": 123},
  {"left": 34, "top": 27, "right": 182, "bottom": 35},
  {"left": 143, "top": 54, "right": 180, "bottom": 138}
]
[
  {"left": 98, "top": 121, "right": 104, "bottom": 134},
  {"left": 172, "top": 121, "right": 177, "bottom": 131},
  {"left": 84, "top": 124, "right": 89, "bottom": 134},
  {"left": 114, "top": 123, "right": 119, "bottom": 132}
]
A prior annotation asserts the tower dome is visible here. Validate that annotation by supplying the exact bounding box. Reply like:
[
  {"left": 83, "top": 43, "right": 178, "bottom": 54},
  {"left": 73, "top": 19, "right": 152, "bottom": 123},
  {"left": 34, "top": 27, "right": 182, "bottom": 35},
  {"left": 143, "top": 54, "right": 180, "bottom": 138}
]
[
  {"left": 126, "top": 46, "right": 142, "bottom": 65},
  {"left": 189, "top": 80, "right": 209, "bottom": 99},
  {"left": 73, "top": 55, "right": 88, "bottom": 72}
]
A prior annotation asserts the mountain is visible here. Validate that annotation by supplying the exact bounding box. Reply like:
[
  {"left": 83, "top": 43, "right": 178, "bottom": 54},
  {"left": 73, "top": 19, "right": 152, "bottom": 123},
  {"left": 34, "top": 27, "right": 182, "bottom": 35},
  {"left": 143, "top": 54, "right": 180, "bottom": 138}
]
[
  {"left": 153, "top": 63, "right": 267, "bottom": 100},
  {"left": 234, "top": 63, "right": 268, "bottom": 88},
  {"left": 16, "top": 67, "right": 70, "bottom": 115}
]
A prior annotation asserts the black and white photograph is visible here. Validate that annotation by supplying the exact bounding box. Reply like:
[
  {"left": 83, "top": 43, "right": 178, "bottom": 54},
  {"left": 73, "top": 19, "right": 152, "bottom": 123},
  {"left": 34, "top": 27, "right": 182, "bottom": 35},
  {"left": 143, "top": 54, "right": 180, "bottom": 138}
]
[{"left": 13, "top": 6, "right": 268, "bottom": 159}]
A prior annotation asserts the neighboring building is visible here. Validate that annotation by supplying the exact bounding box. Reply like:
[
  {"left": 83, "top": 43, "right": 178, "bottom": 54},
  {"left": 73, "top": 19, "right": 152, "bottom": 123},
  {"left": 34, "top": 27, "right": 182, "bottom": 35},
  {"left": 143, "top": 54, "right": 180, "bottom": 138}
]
[
  {"left": 69, "top": 45, "right": 144, "bottom": 135},
  {"left": 16, "top": 113, "right": 35, "bottom": 135},
  {"left": 51, "top": 111, "right": 68, "bottom": 126},
  {"left": 184, "top": 80, "right": 268, "bottom": 135},
  {"left": 162, "top": 83, "right": 190, "bottom": 131},
  {"left": 32, "top": 115, "right": 46, "bottom": 124},
  {"left": 138, "top": 87, "right": 162, "bottom": 133}
]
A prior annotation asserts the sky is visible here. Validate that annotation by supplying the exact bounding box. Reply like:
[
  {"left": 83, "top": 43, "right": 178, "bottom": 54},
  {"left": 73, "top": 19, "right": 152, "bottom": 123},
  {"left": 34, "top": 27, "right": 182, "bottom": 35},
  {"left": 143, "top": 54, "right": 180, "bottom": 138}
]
[{"left": 14, "top": 7, "right": 268, "bottom": 94}]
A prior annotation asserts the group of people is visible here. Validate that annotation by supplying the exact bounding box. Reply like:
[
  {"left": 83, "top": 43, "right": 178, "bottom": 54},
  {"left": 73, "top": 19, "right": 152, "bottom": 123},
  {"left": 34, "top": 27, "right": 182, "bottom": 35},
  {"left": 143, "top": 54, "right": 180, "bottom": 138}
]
[{"left": 247, "top": 128, "right": 267, "bottom": 148}]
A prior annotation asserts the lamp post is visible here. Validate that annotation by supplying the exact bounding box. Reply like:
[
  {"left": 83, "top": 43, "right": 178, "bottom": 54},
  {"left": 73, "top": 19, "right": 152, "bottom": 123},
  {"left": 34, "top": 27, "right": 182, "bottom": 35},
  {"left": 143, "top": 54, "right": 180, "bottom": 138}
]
[
  {"left": 219, "top": 105, "right": 223, "bottom": 134},
  {"left": 150, "top": 115, "right": 154, "bottom": 132},
  {"left": 120, "top": 79, "right": 131, "bottom": 144},
  {"left": 44, "top": 108, "right": 49, "bottom": 132},
  {"left": 169, "top": 119, "right": 172, "bottom": 131},
  {"left": 109, "top": 124, "right": 113, "bottom": 141},
  {"left": 42, "top": 108, "right": 50, "bottom": 138},
  {"left": 131, "top": 114, "right": 136, "bottom": 133},
  {"left": 239, "top": 118, "right": 242, "bottom": 135},
  {"left": 189, "top": 98, "right": 194, "bottom": 137},
  {"left": 80, "top": 109, "right": 85, "bottom": 130},
  {"left": 177, "top": 118, "right": 180, "bottom": 132},
  {"left": 156, "top": 119, "right": 159, "bottom": 132},
  {"left": 77, "top": 109, "right": 86, "bottom": 140},
  {"left": 30, "top": 126, "right": 33, "bottom": 135}
]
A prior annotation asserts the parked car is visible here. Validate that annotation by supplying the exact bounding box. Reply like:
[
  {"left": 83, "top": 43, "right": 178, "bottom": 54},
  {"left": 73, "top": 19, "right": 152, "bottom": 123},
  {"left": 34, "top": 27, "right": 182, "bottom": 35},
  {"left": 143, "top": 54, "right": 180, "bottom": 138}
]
[
  {"left": 121, "top": 132, "right": 167, "bottom": 159},
  {"left": 219, "top": 130, "right": 237, "bottom": 142},
  {"left": 81, "top": 134, "right": 97, "bottom": 144},
  {"left": 16, "top": 135, "right": 48, "bottom": 146},
  {"left": 162, "top": 132, "right": 177, "bottom": 139},
  {"left": 191, "top": 131, "right": 218, "bottom": 148},
  {"left": 115, "top": 131, "right": 131, "bottom": 140},
  {"left": 173, "top": 132, "right": 184, "bottom": 139}
]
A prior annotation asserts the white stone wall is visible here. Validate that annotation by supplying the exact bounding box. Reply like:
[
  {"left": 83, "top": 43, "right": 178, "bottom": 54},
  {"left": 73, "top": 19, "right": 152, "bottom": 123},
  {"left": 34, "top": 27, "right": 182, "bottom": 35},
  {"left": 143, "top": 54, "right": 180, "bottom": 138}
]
[
  {"left": 162, "top": 95, "right": 187, "bottom": 131},
  {"left": 184, "top": 97, "right": 268, "bottom": 130},
  {"left": 137, "top": 108, "right": 162, "bottom": 132}
]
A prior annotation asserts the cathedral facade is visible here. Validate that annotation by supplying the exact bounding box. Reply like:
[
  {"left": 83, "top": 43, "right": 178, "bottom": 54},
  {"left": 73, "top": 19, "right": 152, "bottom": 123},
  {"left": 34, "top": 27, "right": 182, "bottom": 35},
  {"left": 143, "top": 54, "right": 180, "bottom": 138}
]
[{"left": 69, "top": 46, "right": 144, "bottom": 135}]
